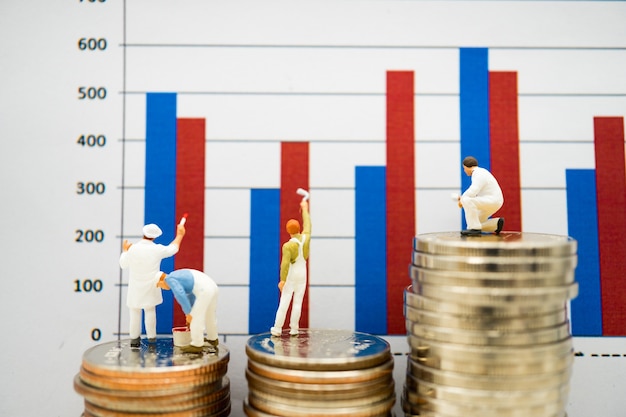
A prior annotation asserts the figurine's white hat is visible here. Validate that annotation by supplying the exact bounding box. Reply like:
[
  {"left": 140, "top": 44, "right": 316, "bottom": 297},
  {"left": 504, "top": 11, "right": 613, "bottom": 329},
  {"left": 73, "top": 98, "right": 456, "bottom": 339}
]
[{"left": 143, "top": 224, "right": 162, "bottom": 239}]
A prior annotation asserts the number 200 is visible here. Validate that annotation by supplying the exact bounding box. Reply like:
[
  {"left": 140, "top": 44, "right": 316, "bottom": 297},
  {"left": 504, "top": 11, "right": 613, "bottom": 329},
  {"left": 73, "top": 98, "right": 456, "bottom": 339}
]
[{"left": 75, "top": 229, "right": 104, "bottom": 242}]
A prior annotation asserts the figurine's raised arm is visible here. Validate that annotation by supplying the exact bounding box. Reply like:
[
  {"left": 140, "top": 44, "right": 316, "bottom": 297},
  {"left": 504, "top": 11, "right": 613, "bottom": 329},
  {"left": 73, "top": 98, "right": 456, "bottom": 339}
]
[
  {"left": 300, "top": 200, "right": 311, "bottom": 260},
  {"left": 172, "top": 223, "right": 186, "bottom": 248}
]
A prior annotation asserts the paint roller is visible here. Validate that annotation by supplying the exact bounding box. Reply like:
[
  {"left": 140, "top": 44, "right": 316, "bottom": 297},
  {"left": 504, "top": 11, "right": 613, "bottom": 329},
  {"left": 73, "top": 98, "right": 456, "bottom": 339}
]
[{"left": 296, "top": 188, "right": 310, "bottom": 202}]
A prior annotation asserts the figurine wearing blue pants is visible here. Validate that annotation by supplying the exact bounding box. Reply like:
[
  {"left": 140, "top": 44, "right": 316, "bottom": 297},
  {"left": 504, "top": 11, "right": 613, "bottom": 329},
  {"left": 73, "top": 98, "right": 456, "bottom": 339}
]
[{"left": 156, "top": 269, "right": 219, "bottom": 354}]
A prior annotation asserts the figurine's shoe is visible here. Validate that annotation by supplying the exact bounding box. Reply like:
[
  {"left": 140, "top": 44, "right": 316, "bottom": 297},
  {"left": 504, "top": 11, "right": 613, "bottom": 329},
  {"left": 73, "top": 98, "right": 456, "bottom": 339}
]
[
  {"left": 130, "top": 337, "right": 141, "bottom": 348},
  {"left": 289, "top": 329, "right": 299, "bottom": 336},
  {"left": 148, "top": 338, "right": 157, "bottom": 344},
  {"left": 181, "top": 344, "right": 203, "bottom": 354},
  {"left": 461, "top": 229, "right": 482, "bottom": 236},
  {"left": 495, "top": 218, "right": 505, "bottom": 235},
  {"left": 204, "top": 338, "right": 219, "bottom": 347},
  {"left": 270, "top": 327, "right": 282, "bottom": 337}
]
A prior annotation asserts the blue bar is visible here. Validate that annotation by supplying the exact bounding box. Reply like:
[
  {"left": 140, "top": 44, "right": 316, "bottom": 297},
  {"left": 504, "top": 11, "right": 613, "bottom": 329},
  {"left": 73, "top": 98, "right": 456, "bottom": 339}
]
[
  {"left": 460, "top": 48, "right": 490, "bottom": 228},
  {"left": 355, "top": 166, "right": 387, "bottom": 334},
  {"left": 249, "top": 189, "right": 280, "bottom": 334},
  {"left": 145, "top": 92, "right": 177, "bottom": 334},
  {"left": 566, "top": 169, "right": 602, "bottom": 336}
]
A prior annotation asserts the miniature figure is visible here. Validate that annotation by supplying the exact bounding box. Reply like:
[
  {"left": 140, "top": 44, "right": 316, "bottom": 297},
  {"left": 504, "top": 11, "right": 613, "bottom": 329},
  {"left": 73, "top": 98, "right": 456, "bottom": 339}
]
[
  {"left": 156, "top": 269, "right": 219, "bottom": 354},
  {"left": 270, "top": 192, "right": 311, "bottom": 337},
  {"left": 458, "top": 156, "right": 505, "bottom": 236},
  {"left": 120, "top": 222, "right": 185, "bottom": 347}
]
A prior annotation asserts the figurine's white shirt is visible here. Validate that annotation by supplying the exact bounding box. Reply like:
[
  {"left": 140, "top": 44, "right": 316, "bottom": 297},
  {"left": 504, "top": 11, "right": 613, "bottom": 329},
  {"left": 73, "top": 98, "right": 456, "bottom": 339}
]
[
  {"left": 463, "top": 166, "right": 503, "bottom": 202},
  {"left": 120, "top": 239, "right": 179, "bottom": 308}
]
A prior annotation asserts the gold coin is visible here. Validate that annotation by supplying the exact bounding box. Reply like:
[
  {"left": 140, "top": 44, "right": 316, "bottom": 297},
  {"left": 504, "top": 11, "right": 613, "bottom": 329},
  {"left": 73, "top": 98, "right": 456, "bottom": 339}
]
[
  {"left": 406, "top": 359, "right": 571, "bottom": 391},
  {"left": 404, "top": 303, "right": 567, "bottom": 331},
  {"left": 413, "top": 232, "right": 576, "bottom": 257},
  {"left": 74, "top": 374, "right": 229, "bottom": 412},
  {"left": 411, "top": 281, "right": 578, "bottom": 307},
  {"left": 245, "top": 368, "right": 392, "bottom": 400},
  {"left": 83, "top": 395, "right": 231, "bottom": 417},
  {"left": 412, "top": 251, "right": 577, "bottom": 274},
  {"left": 403, "top": 377, "right": 569, "bottom": 406},
  {"left": 406, "top": 319, "right": 572, "bottom": 346},
  {"left": 410, "top": 265, "right": 575, "bottom": 288},
  {"left": 408, "top": 334, "right": 573, "bottom": 363},
  {"left": 405, "top": 288, "right": 567, "bottom": 317},
  {"left": 247, "top": 390, "right": 395, "bottom": 417}
]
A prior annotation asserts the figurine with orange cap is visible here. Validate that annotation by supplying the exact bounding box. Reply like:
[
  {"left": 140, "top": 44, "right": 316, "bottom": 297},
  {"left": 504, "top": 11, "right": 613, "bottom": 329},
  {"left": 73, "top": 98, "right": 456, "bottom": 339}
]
[{"left": 270, "top": 189, "right": 311, "bottom": 337}]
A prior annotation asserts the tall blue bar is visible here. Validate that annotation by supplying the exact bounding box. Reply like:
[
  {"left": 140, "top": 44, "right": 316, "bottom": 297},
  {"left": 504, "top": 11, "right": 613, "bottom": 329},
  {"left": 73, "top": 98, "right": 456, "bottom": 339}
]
[
  {"left": 145, "top": 92, "right": 177, "bottom": 334},
  {"left": 249, "top": 188, "right": 280, "bottom": 334},
  {"left": 566, "top": 169, "right": 602, "bottom": 336},
  {"left": 460, "top": 48, "right": 490, "bottom": 228},
  {"left": 355, "top": 166, "right": 387, "bottom": 334}
]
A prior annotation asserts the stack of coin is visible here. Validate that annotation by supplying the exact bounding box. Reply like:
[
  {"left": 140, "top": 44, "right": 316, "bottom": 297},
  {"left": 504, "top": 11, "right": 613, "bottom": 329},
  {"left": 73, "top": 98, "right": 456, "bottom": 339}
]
[
  {"left": 402, "top": 232, "right": 578, "bottom": 417},
  {"left": 74, "top": 337, "right": 231, "bottom": 416},
  {"left": 244, "top": 329, "right": 396, "bottom": 416}
]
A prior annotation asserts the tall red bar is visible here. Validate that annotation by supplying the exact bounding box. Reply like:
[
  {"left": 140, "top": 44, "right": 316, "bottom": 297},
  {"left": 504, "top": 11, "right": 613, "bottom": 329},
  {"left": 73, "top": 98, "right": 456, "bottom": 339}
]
[
  {"left": 386, "top": 71, "right": 415, "bottom": 335},
  {"left": 173, "top": 118, "right": 206, "bottom": 327},
  {"left": 594, "top": 117, "right": 626, "bottom": 335},
  {"left": 280, "top": 142, "right": 310, "bottom": 330},
  {"left": 489, "top": 72, "right": 522, "bottom": 231}
]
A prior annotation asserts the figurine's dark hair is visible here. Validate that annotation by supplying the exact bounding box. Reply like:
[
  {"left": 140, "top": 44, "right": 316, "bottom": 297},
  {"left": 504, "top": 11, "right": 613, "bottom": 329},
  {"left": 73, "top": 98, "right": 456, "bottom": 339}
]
[{"left": 462, "top": 156, "right": 478, "bottom": 167}]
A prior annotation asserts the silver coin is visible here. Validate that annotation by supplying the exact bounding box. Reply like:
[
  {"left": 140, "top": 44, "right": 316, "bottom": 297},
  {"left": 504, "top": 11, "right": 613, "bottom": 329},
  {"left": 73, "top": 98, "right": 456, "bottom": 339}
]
[
  {"left": 410, "top": 265, "right": 576, "bottom": 288},
  {"left": 246, "top": 329, "right": 391, "bottom": 371},
  {"left": 404, "top": 304, "right": 567, "bottom": 331},
  {"left": 246, "top": 357, "right": 394, "bottom": 385},
  {"left": 405, "top": 288, "right": 567, "bottom": 316},
  {"left": 81, "top": 337, "right": 230, "bottom": 378},
  {"left": 412, "top": 251, "right": 577, "bottom": 274},
  {"left": 413, "top": 232, "right": 576, "bottom": 257}
]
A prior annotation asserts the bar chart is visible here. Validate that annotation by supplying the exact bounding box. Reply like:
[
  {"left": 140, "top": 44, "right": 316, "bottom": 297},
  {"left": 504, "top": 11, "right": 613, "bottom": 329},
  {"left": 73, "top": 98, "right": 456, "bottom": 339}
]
[
  {"left": 2, "top": 1, "right": 626, "bottom": 416},
  {"left": 567, "top": 117, "right": 626, "bottom": 336},
  {"left": 124, "top": 41, "right": 626, "bottom": 336}
]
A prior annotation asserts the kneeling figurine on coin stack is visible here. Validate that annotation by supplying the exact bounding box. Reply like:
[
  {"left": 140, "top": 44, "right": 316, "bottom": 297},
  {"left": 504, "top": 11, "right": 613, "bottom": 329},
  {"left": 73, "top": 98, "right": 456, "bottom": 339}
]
[
  {"left": 458, "top": 156, "right": 505, "bottom": 236},
  {"left": 156, "top": 268, "right": 219, "bottom": 354}
]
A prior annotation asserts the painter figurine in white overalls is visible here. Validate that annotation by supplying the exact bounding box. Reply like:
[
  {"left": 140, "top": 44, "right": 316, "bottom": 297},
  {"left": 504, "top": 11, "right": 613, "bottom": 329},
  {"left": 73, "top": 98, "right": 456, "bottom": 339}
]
[{"left": 271, "top": 190, "right": 311, "bottom": 337}]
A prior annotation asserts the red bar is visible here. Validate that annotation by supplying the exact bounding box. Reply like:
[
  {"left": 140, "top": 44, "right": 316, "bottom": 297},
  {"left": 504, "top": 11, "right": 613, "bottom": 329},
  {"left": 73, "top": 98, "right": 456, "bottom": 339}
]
[
  {"left": 489, "top": 72, "right": 522, "bottom": 232},
  {"left": 386, "top": 71, "right": 415, "bottom": 335},
  {"left": 594, "top": 117, "right": 626, "bottom": 335},
  {"left": 280, "top": 142, "right": 310, "bottom": 330},
  {"left": 174, "top": 118, "right": 206, "bottom": 327}
]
